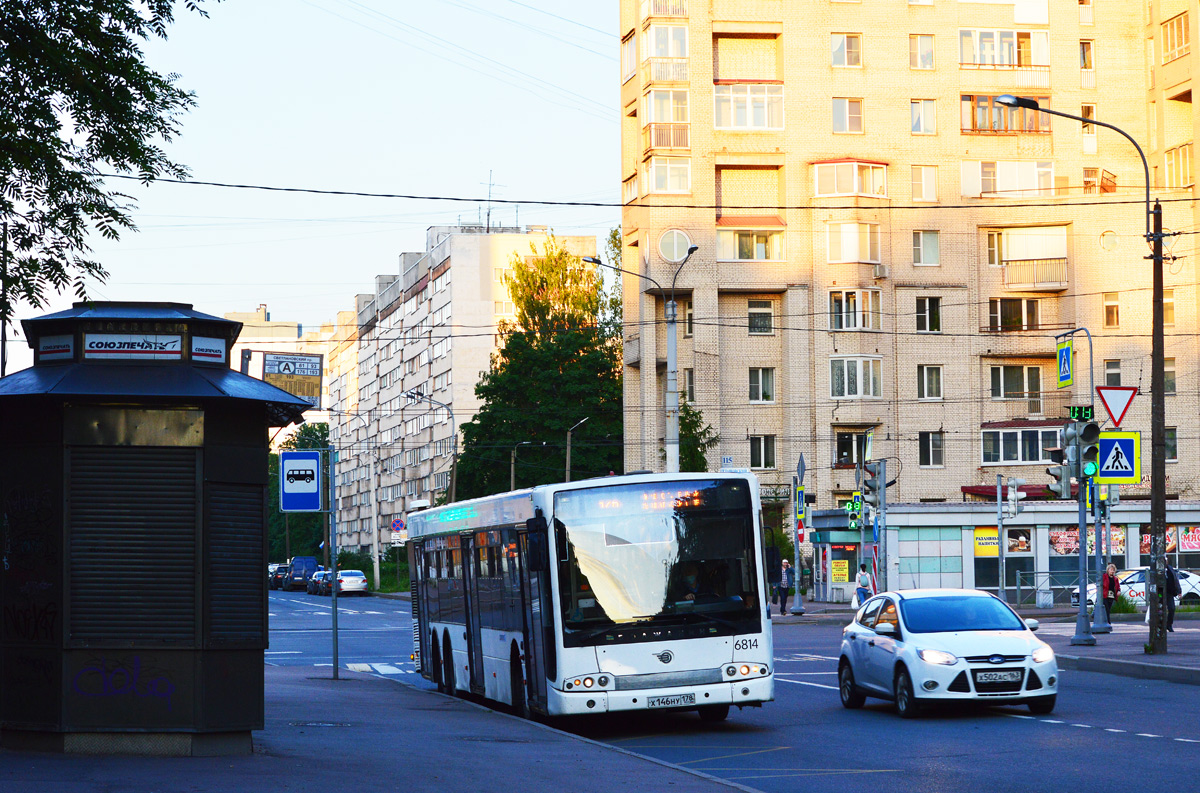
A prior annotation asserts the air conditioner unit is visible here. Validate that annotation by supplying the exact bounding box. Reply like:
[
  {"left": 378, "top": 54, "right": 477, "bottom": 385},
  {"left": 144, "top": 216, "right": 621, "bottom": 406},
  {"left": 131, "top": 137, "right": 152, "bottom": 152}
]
[{"left": 873, "top": 265, "right": 890, "bottom": 279}]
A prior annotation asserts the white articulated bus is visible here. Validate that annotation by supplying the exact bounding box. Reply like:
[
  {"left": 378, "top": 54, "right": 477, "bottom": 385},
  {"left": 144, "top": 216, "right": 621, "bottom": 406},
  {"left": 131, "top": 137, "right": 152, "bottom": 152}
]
[{"left": 406, "top": 471, "right": 774, "bottom": 721}]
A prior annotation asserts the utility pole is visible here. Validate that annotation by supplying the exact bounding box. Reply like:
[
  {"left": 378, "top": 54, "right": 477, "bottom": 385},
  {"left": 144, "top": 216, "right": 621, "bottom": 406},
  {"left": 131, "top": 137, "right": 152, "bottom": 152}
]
[
  {"left": 789, "top": 454, "right": 806, "bottom": 615},
  {"left": 1148, "top": 202, "right": 1168, "bottom": 653},
  {"left": 566, "top": 417, "right": 588, "bottom": 482},
  {"left": 997, "top": 474, "right": 1005, "bottom": 602},
  {"left": 1, "top": 221, "right": 8, "bottom": 378}
]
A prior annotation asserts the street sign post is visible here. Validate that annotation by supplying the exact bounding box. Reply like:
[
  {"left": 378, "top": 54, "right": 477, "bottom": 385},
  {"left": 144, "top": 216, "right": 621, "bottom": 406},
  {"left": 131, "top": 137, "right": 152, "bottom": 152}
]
[
  {"left": 280, "top": 450, "right": 322, "bottom": 512},
  {"left": 1096, "top": 386, "right": 1137, "bottom": 428},
  {"left": 1096, "top": 431, "right": 1141, "bottom": 485},
  {"left": 1057, "top": 338, "right": 1073, "bottom": 388}
]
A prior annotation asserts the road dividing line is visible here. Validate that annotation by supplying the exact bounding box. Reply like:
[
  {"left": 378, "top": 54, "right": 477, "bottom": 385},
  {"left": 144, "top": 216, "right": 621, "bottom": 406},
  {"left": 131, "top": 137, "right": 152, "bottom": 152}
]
[{"left": 776, "top": 678, "right": 839, "bottom": 691}]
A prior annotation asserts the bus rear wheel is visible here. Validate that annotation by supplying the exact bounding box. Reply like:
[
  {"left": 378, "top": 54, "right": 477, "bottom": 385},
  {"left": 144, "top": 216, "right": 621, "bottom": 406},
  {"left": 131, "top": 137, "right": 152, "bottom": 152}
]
[
  {"left": 442, "top": 640, "right": 456, "bottom": 696},
  {"left": 697, "top": 704, "right": 729, "bottom": 722},
  {"left": 510, "top": 648, "right": 530, "bottom": 719}
]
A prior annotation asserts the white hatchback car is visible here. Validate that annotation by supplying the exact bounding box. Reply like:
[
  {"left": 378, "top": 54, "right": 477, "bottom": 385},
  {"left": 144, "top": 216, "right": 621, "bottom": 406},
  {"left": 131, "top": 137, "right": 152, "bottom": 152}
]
[
  {"left": 335, "top": 569, "right": 370, "bottom": 596},
  {"left": 839, "top": 589, "right": 1058, "bottom": 718},
  {"left": 1072, "top": 567, "right": 1200, "bottom": 608}
]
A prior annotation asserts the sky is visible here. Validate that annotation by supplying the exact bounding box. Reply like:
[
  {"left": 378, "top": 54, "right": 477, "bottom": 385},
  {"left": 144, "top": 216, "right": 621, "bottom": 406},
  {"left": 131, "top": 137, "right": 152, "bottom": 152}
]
[{"left": 7, "top": 0, "right": 620, "bottom": 371}]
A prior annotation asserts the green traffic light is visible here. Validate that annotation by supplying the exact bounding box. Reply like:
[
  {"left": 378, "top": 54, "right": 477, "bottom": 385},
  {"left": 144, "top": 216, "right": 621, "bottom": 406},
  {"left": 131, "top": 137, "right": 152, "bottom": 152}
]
[{"left": 1083, "top": 461, "right": 1098, "bottom": 477}]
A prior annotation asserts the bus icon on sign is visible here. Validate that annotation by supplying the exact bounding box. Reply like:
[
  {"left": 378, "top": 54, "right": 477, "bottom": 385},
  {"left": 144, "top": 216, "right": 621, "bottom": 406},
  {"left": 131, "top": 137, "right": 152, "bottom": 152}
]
[{"left": 286, "top": 468, "right": 315, "bottom": 484}]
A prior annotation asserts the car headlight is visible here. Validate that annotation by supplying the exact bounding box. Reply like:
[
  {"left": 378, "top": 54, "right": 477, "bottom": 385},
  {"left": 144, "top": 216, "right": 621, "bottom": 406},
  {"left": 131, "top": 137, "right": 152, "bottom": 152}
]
[
  {"left": 1032, "top": 645, "right": 1055, "bottom": 664},
  {"left": 917, "top": 648, "right": 958, "bottom": 666}
]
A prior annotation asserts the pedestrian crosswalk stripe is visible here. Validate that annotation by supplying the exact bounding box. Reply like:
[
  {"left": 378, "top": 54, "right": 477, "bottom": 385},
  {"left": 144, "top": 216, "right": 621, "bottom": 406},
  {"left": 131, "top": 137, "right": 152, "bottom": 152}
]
[
  {"left": 347, "top": 663, "right": 373, "bottom": 672},
  {"left": 372, "top": 664, "right": 402, "bottom": 674}
]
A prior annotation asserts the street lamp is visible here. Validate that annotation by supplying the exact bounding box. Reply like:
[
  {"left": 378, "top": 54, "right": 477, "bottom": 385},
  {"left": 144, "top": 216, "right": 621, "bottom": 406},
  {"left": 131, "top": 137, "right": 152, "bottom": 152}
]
[
  {"left": 997, "top": 96, "right": 1167, "bottom": 651},
  {"left": 510, "top": 440, "right": 531, "bottom": 491},
  {"left": 584, "top": 245, "right": 698, "bottom": 473},
  {"left": 406, "top": 388, "right": 458, "bottom": 504},
  {"left": 565, "top": 417, "right": 588, "bottom": 482}
]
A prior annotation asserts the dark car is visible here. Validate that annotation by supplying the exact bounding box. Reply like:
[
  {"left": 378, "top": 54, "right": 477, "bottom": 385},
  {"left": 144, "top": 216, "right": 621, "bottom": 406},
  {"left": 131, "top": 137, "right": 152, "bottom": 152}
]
[
  {"left": 307, "top": 570, "right": 329, "bottom": 595},
  {"left": 269, "top": 565, "right": 288, "bottom": 590},
  {"left": 282, "top": 556, "right": 319, "bottom": 592}
]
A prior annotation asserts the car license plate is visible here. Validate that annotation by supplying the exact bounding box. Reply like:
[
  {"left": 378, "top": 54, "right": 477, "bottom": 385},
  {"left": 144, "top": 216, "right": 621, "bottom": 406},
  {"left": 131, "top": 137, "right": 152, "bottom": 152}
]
[
  {"left": 975, "top": 670, "right": 1022, "bottom": 683},
  {"left": 647, "top": 693, "right": 695, "bottom": 709}
]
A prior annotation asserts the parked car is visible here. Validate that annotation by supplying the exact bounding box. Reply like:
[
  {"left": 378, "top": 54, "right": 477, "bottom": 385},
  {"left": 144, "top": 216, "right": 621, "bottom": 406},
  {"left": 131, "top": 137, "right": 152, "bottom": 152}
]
[
  {"left": 839, "top": 588, "right": 1057, "bottom": 718},
  {"left": 1072, "top": 567, "right": 1200, "bottom": 607},
  {"left": 335, "top": 570, "right": 369, "bottom": 596},
  {"left": 307, "top": 570, "right": 329, "bottom": 595},
  {"left": 269, "top": 565, "right": 289, "bottom": 590},
  {"left": 282, "top": 556, "right": 319, "bottom": 592}
]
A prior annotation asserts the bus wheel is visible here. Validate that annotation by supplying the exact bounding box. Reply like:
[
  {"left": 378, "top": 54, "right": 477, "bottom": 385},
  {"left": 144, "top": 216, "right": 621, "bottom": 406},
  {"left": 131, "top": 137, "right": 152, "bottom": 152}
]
[
  {"left": 697, "top": 704, "right": 730, "bottom": 722},
  {"left": 510, "top": 647, "right": 530, "bottom": 719},
  {"left": 442, "top": 639, "right": 456, "bottom": 696},
  {"left": 431, "top": 639, "right": 445, "bottom": 693}
]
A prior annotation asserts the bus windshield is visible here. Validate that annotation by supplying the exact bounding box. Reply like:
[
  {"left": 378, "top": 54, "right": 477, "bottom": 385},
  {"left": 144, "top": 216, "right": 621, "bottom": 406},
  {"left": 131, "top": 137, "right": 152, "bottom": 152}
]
[{"left": 553, "top": 479, "right": 761, "bottom": 645}]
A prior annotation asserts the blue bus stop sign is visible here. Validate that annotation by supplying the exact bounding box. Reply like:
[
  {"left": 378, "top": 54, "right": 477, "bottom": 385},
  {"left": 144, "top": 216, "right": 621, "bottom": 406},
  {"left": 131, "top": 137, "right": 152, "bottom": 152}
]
[{"left": 280, "top": 450, "right": 322, "bottom": 512}]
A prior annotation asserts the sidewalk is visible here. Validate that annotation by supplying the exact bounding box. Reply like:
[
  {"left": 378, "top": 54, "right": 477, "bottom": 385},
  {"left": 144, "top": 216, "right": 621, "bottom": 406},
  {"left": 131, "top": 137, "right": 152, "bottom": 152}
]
[{"left": 0, "top": 666, "right": 745, "bottom": 792}]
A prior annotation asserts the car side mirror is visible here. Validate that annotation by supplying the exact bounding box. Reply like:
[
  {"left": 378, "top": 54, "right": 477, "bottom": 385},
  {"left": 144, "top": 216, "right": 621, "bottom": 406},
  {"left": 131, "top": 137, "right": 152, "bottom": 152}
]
[
  {"left": 1024, "top": 618, "right": 1039, "bottom": 632},
  {"left": 875, "top": 622, "right": 896, "bottom": 636}
]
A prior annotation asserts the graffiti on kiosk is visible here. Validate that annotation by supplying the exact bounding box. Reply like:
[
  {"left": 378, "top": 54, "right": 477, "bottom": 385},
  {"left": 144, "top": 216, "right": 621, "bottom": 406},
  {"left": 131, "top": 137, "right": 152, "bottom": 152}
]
[{"left": 71, "top": 656, "right": 176, "bottom": 711}]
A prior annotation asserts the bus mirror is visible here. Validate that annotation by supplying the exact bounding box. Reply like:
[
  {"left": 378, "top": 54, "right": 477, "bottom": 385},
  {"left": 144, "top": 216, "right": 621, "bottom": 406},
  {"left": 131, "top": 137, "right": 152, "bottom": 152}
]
[{"left": 526, "top": 516, "right": 549, "bottom": 571}]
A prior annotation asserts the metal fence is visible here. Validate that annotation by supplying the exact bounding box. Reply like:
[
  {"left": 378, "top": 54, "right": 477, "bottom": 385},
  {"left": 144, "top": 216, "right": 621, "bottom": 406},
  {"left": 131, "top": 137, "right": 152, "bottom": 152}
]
[{"left": 1014, "top": 570, "right": 1093, "bottom": 608}]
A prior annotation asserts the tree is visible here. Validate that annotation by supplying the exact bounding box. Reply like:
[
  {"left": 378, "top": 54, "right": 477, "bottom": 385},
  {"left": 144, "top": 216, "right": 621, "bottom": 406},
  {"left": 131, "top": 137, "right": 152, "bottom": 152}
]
[
  {"left": 676, "top": 401, "right": 720, "bottom": 473},
  {"left": 268, "top": 422, "right": 328, "bottom": 563},
  {"left": 455, "top": 236, "right": 623, "bottom": 499},
  {"left": 0, "top": 1, "right": 210, "bottom": 321}
]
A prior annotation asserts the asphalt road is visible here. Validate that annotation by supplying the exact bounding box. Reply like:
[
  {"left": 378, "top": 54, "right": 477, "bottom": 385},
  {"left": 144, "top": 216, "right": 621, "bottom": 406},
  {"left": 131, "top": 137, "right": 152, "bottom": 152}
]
[{"left": 268, "top": 593, "right": 1200, "bottom": 791}]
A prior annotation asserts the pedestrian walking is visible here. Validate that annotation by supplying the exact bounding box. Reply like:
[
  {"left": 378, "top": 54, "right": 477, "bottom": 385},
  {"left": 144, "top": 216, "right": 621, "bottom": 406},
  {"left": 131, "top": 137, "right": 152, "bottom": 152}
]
[
  {"left": 855, "top": 564, "right": 872, "bottom": 607},
  {"left": 1164, "top": 556, "right": 1182, "bottom": 632},
  {"left": 1101, "top": 562, "right": 1120, "bottom": 621},
  {"left": 777, "top": 559, "right": 795, "bottom": 615}
]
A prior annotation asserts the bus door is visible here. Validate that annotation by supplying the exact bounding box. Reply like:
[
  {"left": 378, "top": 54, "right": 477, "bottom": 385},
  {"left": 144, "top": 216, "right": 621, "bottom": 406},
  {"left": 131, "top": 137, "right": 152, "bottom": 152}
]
[
  {"left": 461, "top": 532, "right": 486, "bottom": 695},
  {"left": 407, "top": 541, "right": 425, "bottom": 675},
  {"left": 519, "top": 529, "right": 552, "bottom": 708}
]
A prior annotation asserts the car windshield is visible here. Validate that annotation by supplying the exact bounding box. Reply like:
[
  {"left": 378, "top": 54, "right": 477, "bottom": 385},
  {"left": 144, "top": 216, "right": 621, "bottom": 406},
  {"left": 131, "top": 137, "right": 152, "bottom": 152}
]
[
  {"left": 899, "top": 595, "right": 1025, "bottom": 633},
  {"left": 553, "top": 478, "right": 762, "bottom": 645}
]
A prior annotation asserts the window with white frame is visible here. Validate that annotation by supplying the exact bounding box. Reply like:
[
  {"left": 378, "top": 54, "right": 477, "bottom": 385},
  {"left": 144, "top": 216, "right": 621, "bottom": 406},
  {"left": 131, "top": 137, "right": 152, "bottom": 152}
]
[
  {"left": 494, "top": 301, "right": 515, "bottom": 315},
  {"left": 749, "top": 435, "right": 776, "bottom": 469},
  {"left": 910, "top": 34, "right": 934, "bottom": 69},
  {"left": 831, "top": 357, "right": 882, "bottom": 398},
  {"left": 913, "top": 230, "right": 940, "bottom": 264},
  {"left": 683, "top": 367, "right": 695, "bottom": 402},
  {"left": 649, "top": 156, "right": 690, "bottom": 193},
  {"left": 815, "top": 161, "right": 886, "bottom": 197},
  {"left": 1164, "top": 289, "right": 1175, "bottom": 326},
  {"left": 644, "top": 24, "right": 687, "bottom": 59},
  {"left": 684, "top": 300, "right": 694, "bottom": 336},
  {"left": 1103, "top": 292, "right": 1119, "bottom": 328},
  {"left": 717, "top": 229, "right": 784, "bottom": 260},
  {"left": 659, "top": 229, "right": 692, "bottom": 263},
  {"left": 714, "top": 84, "right": 784, "bottom": 130},
  {"left": 982, "top": 428, "right": 1061, "bottom": 464},
  {"left": 1166, "top": 427, "right": 1178, "bottom": 461},
  {"left": 1162, "top": 13, "right": 1189, "bottom": 63},
  {"left": 919, "top": 431, "right": 945, "bottom": 467},
  {"left": 959, "top": 29, "right": 1049, "bottom": 68},
  {"left": 912, "top": 166, "right": 938, "bottom": 201},
  {"left": 749, "top": 367, "right": 776, "bottom": 402},
  {"left": 835, "top": 431, "right": 870, "bottom": 466},
  {"left": 1104, "top": 359, "right": 1121, "bottom": 386},
  {"left": 1165, "top": 357, "right": 1176, "bottom": 395},
  {"left": 988, "top": 297, "right": 1040, "bottom": 331},
  {"left": 1081, "top": 103, "right": 1095, "bottom": 136},
  {"left": 917, "top": 296, "right": 941, "bottom": 332},
  {"left": 961, "top": 94, "right": 1050, "bottom": 133},
  {"left": 1165, "top": 144, "right": 1193, "bottom": 188},
  {"left": 965, "top": 160, "right": 1054, "bottom": 197},
  {"left": 832, "top": 33, "right": 862, "bottom": 67},
  {"left": 432, "top": 338, "right": 450, "bottom": 358},
  {"left": 911, "top": 100, "right": 936, "bottom": 134},
  {"left": 829, "top": 289, "right": 882, "bottom": 330},
  {"left": 622, "top": 33, "right": 637, "bottom": 83},
  {"left": 646, "top": 89, "right": 689, "bottom": 124},
  {"left": 1080, "top": 40, "right": 1094, "bottom": 71},
  {"left": 827, "top": 222, "right": 881, "bottom": 263},
  {"left": 990, "top": 365, "right": 1041, "bottom": 400},
  {"left": 747, "top": 300, "right": 774, "bottom": 334},
  {"left": 917, "top": 365, "right": 943, "bottom": 400},
  {"left": 986, "top": 230, "right": 1003, "bottom": 265},
  {"left": 832, "top": 98, "right": 863, "bottom": 133}
]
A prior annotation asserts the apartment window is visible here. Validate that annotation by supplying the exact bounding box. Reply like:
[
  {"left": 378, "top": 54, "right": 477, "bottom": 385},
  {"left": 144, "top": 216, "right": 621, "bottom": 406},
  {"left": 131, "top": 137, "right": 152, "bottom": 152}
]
[
  {"left": 621, "top": 33, "right": 637, "bottom": 83},
  {"left": 1081, "top": 103, "right": 1095, "bottom": 136},
  {"left": 827, "top": 222, "right": 881, "bottom": 263},
  {"left": 990, "top": 365, "right": 1041, "bottom": 400},
  {"left": 981, "top": 161, "right": 997, "bottom": 194},
  {"left": 832, "top": 98, "right": 863, "bottom": 133},
  {"left": 959, "top": 29, "right": 1048, "bottom": 68},
  {"left": 1104, "top": 359, "right": 1121, "bottom": 386},
  {"left": 683, "top": 367, "right": 695, "bottom": 402},
  {"left": 714, "top": 84, "right": 784, "bottom": 130},
  {"left": 916, "top": 296, "right": 941, "bottom": 332},
  {"left": 969, "top": 160, "right": 1054, "bottom": 197},
  {"left": 917, "top": 365, "right": 943, "bottom": 400},
  {"left": 748, "top": 300, "right": 774, "bottom": 334},
  {"left": 987, "top": 231, "right": 1003, "bottom": 265},
  {"left": 1163, "top": 13, "right": 1190, "bottom": 63},
  {"left": 835, "top": 431, "right": 869, "bottom": 466},
  {"left": 649, "top": 156, "right": 690, "bottom": 193},
  {"left": 831, "top": 357, "right": 882, "bottom": 399},
  {"left": 684, "top": 300, "right": 694, "bottom": 336},
  {"left": 832, "top": 33, "right": 862, "bottom": 67},
  {"left": 1165, "top": 357, "right": 1176, "bottom": 395},
  {"left": 829, "top": 289, "right": 882, "bottom": 330},
  {"left": 981, "top": 428, "right": 1060, "bottom": 464},
  {"left": 717, "top": 229, "right": 784, "bottom": 260},
  {"left": 1164, "top": 289, "right": 1175, "bottom": 326},
  {"left": 1165, "top": 144, "right": 1193, "bottom": 188},
  {"left": 1166, "top": 427, "right": 1178, "bottom": 462},
  {"left": 988, "top": 298, "right": 1040, "bottom": 331},
  {"left": 494, "top": 301, "right": 515, "bottom": 315},
  {"left": 815, "top": 161, "right": 886, "bottom": 197},
  {"left": 645, "top": 24, "right": 687, "bottom": 59},
  {"left": 911, "top": 100, "right": 936, "bottom": 134},
  {"left": 749, "top": 367, "right": 775, "bottom": 402},
  {"left": 1080, "top": 40, "right": 1093, "bottom": 70},
  {"left": 910, "top": 35, "right": 934, "bottom": 69},
  {"left": 646, "top": 89, "right": 688, "bottom": 123},
  {"left": 912, "top": 166, "right": 938, "bottom": 202},
  {"left": 912, "top": 230, "right": 940, "bottom": 264},
  {"left": 919, "top": 431, "right": 945, "bottom": 468},
  {"left": 750, "top": 435, "right": 777, "bottom": 469},
  {"left": 1103, "top": 292, "right": 1119, "bottom": 328},
  {"left": 659, "top": 229, "right": 692, "bottom": 263}
]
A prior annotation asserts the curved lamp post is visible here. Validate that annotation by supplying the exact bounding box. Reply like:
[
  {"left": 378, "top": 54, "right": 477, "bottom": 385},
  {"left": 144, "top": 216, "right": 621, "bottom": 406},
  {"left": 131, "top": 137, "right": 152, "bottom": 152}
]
[
  {"left": 510, "top": 440, "right": 532, "bottom": 490},
  {"left": 565, "top": 417, "right": 588, "bottom": 482}
]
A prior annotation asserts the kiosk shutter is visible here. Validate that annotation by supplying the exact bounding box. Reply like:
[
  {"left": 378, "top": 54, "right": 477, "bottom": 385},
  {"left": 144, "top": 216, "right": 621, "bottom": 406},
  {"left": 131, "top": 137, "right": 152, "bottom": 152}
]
[
  {"left": 68, "top": 447, "right": 198, "bottom": 644},
  {"left": 208, "top": 484, "right": 265, "bottom": 642}
]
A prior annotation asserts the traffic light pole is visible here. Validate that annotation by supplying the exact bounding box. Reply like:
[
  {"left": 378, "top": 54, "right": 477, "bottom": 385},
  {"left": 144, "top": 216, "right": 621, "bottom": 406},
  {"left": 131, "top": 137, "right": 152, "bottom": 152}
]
[
  {"left": 1092, "top": 481, "right": 1112, "bottom": 633},
  {"left": 1070, "top": 427, "right": 1096, "bottom": 646},
  {"left": 996, "top": 475, "right": 1006, "bottom": 604}
]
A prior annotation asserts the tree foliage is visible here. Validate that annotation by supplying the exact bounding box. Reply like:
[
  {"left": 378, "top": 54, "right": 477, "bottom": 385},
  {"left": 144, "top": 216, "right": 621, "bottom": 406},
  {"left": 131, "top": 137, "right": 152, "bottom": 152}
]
[
  {"left": 455, "top": 235, "right": 623, "bottom": 499},
  {"left": 676, "top": 401, "right": 720, "bottom": 473},
  {"left": 0, "top": 0, "right": 210, "bottom": 320}
]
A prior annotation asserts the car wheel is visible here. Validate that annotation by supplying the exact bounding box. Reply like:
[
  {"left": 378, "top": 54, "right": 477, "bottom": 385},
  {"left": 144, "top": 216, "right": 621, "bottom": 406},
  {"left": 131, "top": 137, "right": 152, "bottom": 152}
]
[
  {"left": 698, "top": 704, "right": 730, "bottom": 722},
  {"left": 839, "top": 662, "right": 866, "bottom": 709},
  {"left": 1182, "top": 593, "right": 1200, "bottom": 606},
  {"left": 1027, "top": 694, "right": 1056, "bottom": 715},
  {"left": 894, "top": 667, "right": 921, "bottom": 719}
]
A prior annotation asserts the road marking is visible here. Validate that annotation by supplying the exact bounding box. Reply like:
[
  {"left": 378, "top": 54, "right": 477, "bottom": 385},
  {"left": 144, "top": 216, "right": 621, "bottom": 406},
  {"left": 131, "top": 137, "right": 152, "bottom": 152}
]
[
  {"left": 680, "top": 746, "right": 785, "bottom": 766},
  {"left": 346, "top": 663, "right": 373, "bottom": 672},
  {"left": 776, "top": 679, "right": 839, "bottom": 691},
  {"left": 1175, "top": 738, "right": 1200, "bottom": 743},
  {"left": 1105, "top": 729, "right": 1125, "bottom": 733},
  {"left": 776, "top": 671, "right": 837, "bottom": 676},
  {"left": 372, "top": 663, "right": 402, "bottom": 674},
  {"left": 1007, "top": 715, "right": 1034, "bottom": 720},
  {"left": 1040, "top": 719, "right": 1064, "bottom": 724},
  {"left": 265, "top": 651, "right": 301, "bottom": 655},
  {"left": 1135, "top": 733, "right": 1161, "bottom": 738},
  {"left": 1071, "top": 724, "right": 1092, "bottom": 728}
]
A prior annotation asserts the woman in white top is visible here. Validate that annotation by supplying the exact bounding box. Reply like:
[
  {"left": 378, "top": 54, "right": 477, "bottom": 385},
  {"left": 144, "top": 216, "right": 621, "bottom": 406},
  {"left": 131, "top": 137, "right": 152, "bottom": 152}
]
[{"left": 855, "top": 564, "right": 872, "bottom": 606}]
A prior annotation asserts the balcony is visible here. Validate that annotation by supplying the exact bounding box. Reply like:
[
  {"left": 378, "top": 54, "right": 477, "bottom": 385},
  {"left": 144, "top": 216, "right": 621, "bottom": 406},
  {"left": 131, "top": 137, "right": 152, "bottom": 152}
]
[
  {"left": 641, "top": 0, "right": 687, "bottom": 17},
  {"left": 959, "top": 63, "right": 1051, "bottom": 90},
  {"left": 992, "top": 390, "right": 1067, "bottom": 419},
  {"left": 643, "top": 123, "right": 689, "bottom": 152},
  {"left": 1079, "top": 3, "right": 1093, "bottom": 24},
  {"left": 1081, "top": 68, "right": 1095, "bottom": 89},
  {"left": 980, "top": 320, "right": 1074, "bottom": 334},
  {"left": 645, "top": 56, "right": 689, "bottom": 82},
  {"left": 1002, "top": 258, "right": 1068, "bottom": 291}
]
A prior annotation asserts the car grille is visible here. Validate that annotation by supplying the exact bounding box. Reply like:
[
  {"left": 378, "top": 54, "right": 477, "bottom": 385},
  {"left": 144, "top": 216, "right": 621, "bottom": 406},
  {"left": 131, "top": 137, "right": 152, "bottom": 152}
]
[
  {"left": 971, "top": 668, "right": 1026, "bottom": 694},
  {"left": 964, "top": 654, "right": 1026, "bottom": 664}
]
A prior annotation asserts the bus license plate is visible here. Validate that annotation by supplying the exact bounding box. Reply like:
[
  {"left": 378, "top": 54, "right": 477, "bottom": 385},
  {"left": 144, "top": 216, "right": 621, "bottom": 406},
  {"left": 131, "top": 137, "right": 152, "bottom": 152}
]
[
  {"left": 975, "top": 670, "right": 1022, "bottom": 683},
  {"left": 648, "top": 693, "right": 695, "bottom": 709}
]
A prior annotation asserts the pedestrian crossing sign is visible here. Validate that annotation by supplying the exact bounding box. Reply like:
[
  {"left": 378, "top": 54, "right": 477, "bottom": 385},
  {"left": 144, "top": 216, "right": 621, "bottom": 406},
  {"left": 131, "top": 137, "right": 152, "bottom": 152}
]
[
  {"left": 1056, "top": 338, "right": 1073, "bottom": 389},
  {"left": 1095, "top": 431, "right": 1140, "bottom": 485}
]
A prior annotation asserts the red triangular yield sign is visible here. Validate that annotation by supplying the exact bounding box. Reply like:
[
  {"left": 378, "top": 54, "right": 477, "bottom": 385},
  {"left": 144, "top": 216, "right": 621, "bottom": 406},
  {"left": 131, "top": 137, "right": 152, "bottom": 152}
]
[{"left": 1096, "top": 386, "right": 1138, "bottom": 427}]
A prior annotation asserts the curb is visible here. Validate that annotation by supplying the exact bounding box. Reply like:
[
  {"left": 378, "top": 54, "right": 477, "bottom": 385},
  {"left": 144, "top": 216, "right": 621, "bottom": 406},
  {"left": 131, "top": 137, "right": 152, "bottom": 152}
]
[{"left": 1055, "top": 654, "right": 1200, "bottom": 686}]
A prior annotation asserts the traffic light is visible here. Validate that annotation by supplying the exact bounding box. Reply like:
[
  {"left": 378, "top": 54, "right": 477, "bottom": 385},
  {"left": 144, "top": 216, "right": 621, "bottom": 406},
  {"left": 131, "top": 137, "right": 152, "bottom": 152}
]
[
  {"left": 1098, "top": 484, "right": 1109, "bottom": 520},
  {"left": 1078, "top": 421, "right": 1100, "bottom": 478},
  {"left": 1006, "top": 478, "right": 1026, "bottom": 518},
  {"left": 844, "top": 491, "right": 863, "bottom": 531},
  {"left": 863, "top": 461, "right": 884, "bottom": 509},
  {"left": 1046, "top": 464, "right": 1072, "bottom": 499}
]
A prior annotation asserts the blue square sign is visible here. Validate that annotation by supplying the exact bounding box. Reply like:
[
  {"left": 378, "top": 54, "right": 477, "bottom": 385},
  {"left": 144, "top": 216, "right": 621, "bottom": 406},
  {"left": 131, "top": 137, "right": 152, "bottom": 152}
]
[
  {"left": 1095, "top": 432, "right": 1140, "bottom": 485},
  {"left": 280, "top": 450, "right": 323, "bottom": 512}
]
